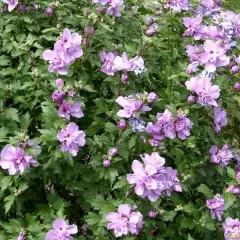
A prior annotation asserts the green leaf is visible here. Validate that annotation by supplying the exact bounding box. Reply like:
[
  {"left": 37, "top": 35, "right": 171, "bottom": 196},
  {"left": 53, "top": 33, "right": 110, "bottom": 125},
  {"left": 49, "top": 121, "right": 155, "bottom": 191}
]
[
  {"left": 4, "top": 108, "right": 19, "bottom": 122},
  {"left": 4, "top": 195, "right": 15, "bottom": 213},
  {"left": 227, "top": 167, "right": 236, "bottom": 180},
  {"left": 0, "top": 56, "right": 11, "bottom": 66},
  {"left": 180, "top": 218, "right": 194, "bottom": 229},
  {"left": 196, "top": 184, "right": 213, "bottom": 198},
  {"left": 105, "top": 122, "right": 118, "bottom": 133},
  {"left": 162, "top": 211, "right": 177, "bottom": 221},
  {"left": 20, "top": 112, "right": 32, "bottom": 130},
  {"left": 112, "top": 177, "right": 128, "bottom": 190},
  {"left": 223, "top": 192, "right": 236, "bottom": 210}
]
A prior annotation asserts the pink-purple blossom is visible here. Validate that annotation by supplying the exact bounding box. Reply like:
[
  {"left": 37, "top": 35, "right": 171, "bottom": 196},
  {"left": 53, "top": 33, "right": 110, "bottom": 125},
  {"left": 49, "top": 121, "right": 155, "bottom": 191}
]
[
  {"left": 127, "top": 152, "right": 182, "bottom": 201},
  {"left": 43, "top": 50, "right": 69, "bottom": 75},
  {"left": 17, "top": 233, "right": 25, "bottom": 240},
  {"left": 206, "top": 194, "right": 224, "bottom": 221},
  {"left": 108, "top": 147, "right": 118, "bottom": 157},
  {"left": 185, "top": 75, "right": 220, "bottom": 106},
  {"left": 54, "top": 28, "right": 83, "bottom": 65},
  {"left": 105, "top": 204, "right": 144, "bottom": 237},
  {"left": 165, "top": 0, "right": 189, "bottom": 12},
  {"left": 52, "top": 90, "right": 65, "bottom": 105},
  {"left": 58, "top": 101, "right": 84, "bottom": 120},
  {"left": 118, "top": 119, "right": 127, "bottom": 130},
  {"left": 183, "top": 16, "right": 203, "bottom": 36},
  {"left": 0, "top": 144, "right": 39, "bottom": 175},
  {"left": 43, "top": 29, "right": 83, "bottom": 75},
  {"left": 174, "top": 109, "right": 193, "bottom": 140},
  {"left": 210, "top": 145, "right": 233, "bottom": 167},
  {"left": 147, "top": 92, "right": 158, "bottom": 103},
  {"left": 226, "top": 185, "right": 240, "bottom": 195},
  {"left": 223, "top": 217, "right": 240, "bottom": 240},
  {"left": 3, "top": 0, "right": 18, "bottom": 12},
  {"left": 146, "top": 109, "right": 192, "bottom": 146},
  {"left": 148, "top": 211, "right": 157, "bottom": 218},
  {"left": 57, "top": 122, "right": 86, "bottom": 156},
  {"left": 45, "top": 219, "right": 78, "bottom": 240},
  {"left": 199, "top": 40, "right": 230, "bottom": 72},
  {"left": 115, "top": 96, "right": 151, "bottom": 118},
  {"left": 93, "top": 0, "right": 124, "bottom": 17},
  {"left": 56, "top": 78, "right": 64, "bottom": 88},
  {"left": 214, "top": 107, "right": 227, "bottom": 133}
]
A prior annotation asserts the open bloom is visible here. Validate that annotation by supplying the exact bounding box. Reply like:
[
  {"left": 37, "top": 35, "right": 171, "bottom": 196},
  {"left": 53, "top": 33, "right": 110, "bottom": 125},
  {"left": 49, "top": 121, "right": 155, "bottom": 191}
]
[
  {"left": 165, "top": 0, "right": 189, "bottom": 12},
  {"left": 199, "top": 40, "right": 230, "bottom": 72},
  {"left": 54, "top": 28, "right": 83, "bottom": 64},
  {"left": 127, "top": 152, "right": 182, "bottom": 201},
  {"left": 57, "top": 122, "right": 86, "bottom": 156},
  {"left": 223, "top": 217, "right": 240, "bottom": 240},
  {"left": 213, "top": 107, "right": 227, "bottom": 133},
  {"left": 43, "top": 50, "right": 69, "bottom": 75},
  {"left": 0, "top": 144, "right": 39, "bottom": 175},
  {"left": 183, "top": 15, "right": 203, "bottom": 36},
  {"left": 100, "top": 51, "right": 118, "bottom": 76},
  {"left": 3, "top": 0, "right": 18, "bottom": 12},
  {"left": 146, "top": 110, "right": 175, "bottom": 146},
  {"left": 45, "top": 219, "right": 78, "bottom": 240},
  {"left": 206, "top": 194, "right": 224, "bottom": 221},
  {"left": 174, "top": 109, "right": 193, "bottom": 140},
  {"left": 105, "top": 204, "right": 144, "bottom": 237},
  {"left": 115, "top": 96, "right": 151, "bottom": 118},
  {"left": 185, "top": 75, "right": 220, "bottom": 106},
  {"left": 58, "top": 101, "right": 84, "bottom": 120},
  {"left": 210, "top": 145, "right": 233, "bottom": 167}
]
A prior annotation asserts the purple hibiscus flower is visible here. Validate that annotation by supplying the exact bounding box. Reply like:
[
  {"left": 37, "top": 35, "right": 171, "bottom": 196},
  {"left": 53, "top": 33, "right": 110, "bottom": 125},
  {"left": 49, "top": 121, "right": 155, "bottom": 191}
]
[
  {"left": 206, "top": 194, "right": 225, "bottom": 221},
  {"left": 52, "top": 90, "right": 65, "bottom": 105},
  {"left": 146, "top": 109, "right": 176, "bottom": 146},
  {"left": 174, "top": 109, "right": 193, "bottom": 140},
  {"left": 115, "top": 96, "right": 151, "bottom": 118},
  {"left": 45, "top": 219, "right": 78, "bottom": 240},
  {"left": 213, "top": 107, "right": 227, "bottom": 133},
  {"left": 127, "top": 153, "right": 166, "bottom": 201},
  {"left": 107, "top": 0, "right": 124, "bottom": 17},
  {"left": 100, "top": 51, "right": 118, "bottom": 76},
  {"left": 185, "top": 75, "right": 220, "bottom": 106},
  {"left": 58, "top": 101, "right": 84, "bottom": 120},
  {"left": 165, "top": 0, "right": 189, "bottom": 12},
  {"left": 0, "top": 144, "right": 39, "bottom": 175},
  {"left": 113, "top": 52, "right": 131, "bottom": 71},
  {"left": 223, "top": 217, "right": 240, "bottom": 240},
  {"left": 199, "top": 40, "right": 230, "bottom": 72},
  {"left": 57, "top": 122, "right": 86, "bottom": 156},
  {"left": 183, "top": 15, "right": 203, "bottom": 36},
  {"left": 105, "top": 204, "right": 144, "bottom": 237},
  {"left": 3, "top": 0, "right": 18, "bottom": 12},
  {"left": 54, "top": 28, "right": 83, "bottom": 64},
  {"left": 127, "top": 152, "right": 182, "bottom": 201},
  {"left": 42, "top": 49, "right": 69, "bottom": 75},
  {"left": 226, "top": 185, "right": 240, "bottom": 195},
  {"left": 210, "top": 144, "right": 233, "bottom": 167}
]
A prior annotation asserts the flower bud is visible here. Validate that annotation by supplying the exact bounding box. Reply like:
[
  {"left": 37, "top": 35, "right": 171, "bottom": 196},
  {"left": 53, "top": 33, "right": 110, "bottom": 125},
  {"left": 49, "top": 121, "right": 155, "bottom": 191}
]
[
  {"left": 108, "top": 147, "right": 118, "bottom": 157},
  {"left": 97, "top": 7, "right": 105, "bottom": 13},
  {"left": 103, "top": 159, "right": 111, "bottom": 167},
  {"left": 121, "top": 73, "right": 128, "bottom": 84},
  {"left": 148, "top": 211, "right": 157, "bottom": 218},
  {"left": 237, "top": 172, "right": 240, "bottom": 183},
  {"left": 146, "top": 16, "right": 154, "bottom": 26},
  {"left": 56, "top": 78, "right": 64, "bottom": 88},
  {"left": 147, "top": 92, "right": 158, "bottom": 103},
  {"left": 17, "top": 5, "right": 25, "bottom": 14},
  {"left": 45, "top": 7, "right": 53, "bottom": 16},
  {"left": 118, "top": 120, "right": 127, "bottom": 130},
  {"left": 187, "top": 95, "right": 195, "bottom": 104},
  {"left": 234, "top": 82, "right": 240, "bottom": 91}
]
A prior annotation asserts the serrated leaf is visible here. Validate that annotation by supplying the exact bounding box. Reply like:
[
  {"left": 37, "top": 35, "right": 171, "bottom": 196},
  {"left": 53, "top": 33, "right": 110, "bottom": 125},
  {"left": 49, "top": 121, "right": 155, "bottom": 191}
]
[
  {"left": 223, "top": 192, "right": 236, "bottom": 210},
  {"left": 196, "top": 184, "right": 213, "bottom": 198},
  {"left": 4, "top": 195, "right": 15, "bottom": 213},
  {"left": 20, "top": 112, "right": 32, "bottom": 130},
  {"left": 4, "top": 108, "right": 19, "bottom": 122},
  {"left": 105, "top": 122, "right": 118, "bottom": 132}
]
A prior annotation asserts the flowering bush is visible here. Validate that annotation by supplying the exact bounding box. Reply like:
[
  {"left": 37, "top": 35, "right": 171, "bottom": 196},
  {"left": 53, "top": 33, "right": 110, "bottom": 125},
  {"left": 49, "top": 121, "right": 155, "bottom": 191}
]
[{"left": 0, "top": 0, "right": 240, "bottom": 239}]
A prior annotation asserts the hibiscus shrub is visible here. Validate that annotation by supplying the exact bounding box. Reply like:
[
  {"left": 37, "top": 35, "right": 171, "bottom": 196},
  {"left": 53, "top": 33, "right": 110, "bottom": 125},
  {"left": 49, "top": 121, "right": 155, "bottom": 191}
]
[{"left": 0, "top": 0, "right": 240, "bottom": 239}]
